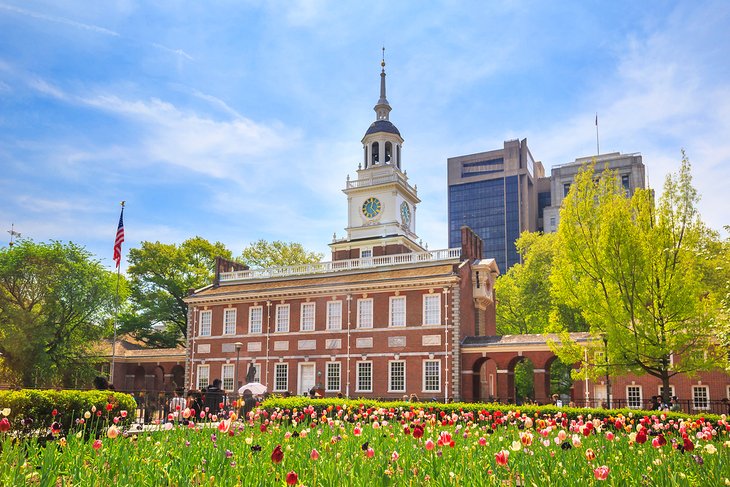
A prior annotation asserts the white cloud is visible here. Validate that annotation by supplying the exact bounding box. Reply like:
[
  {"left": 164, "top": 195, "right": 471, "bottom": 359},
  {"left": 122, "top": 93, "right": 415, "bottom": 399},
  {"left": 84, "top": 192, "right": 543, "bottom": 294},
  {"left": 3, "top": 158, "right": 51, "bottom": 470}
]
[{"left": 0, "top": 2, "right": 120, "bottom": 36}]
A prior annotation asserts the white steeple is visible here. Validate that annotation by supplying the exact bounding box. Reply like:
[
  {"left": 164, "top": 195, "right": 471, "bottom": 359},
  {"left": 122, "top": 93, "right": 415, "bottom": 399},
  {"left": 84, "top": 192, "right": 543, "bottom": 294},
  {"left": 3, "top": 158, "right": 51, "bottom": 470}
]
[{"left": 330, "top": 53, "right": 423, "bottom": 260}]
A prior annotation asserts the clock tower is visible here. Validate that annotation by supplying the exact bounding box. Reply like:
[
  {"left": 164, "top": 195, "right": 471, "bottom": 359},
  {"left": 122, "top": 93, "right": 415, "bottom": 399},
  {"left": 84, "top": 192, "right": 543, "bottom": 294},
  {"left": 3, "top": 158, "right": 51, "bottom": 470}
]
[{"left": 330, "top": 55, "right": 424, "bottom": 261}]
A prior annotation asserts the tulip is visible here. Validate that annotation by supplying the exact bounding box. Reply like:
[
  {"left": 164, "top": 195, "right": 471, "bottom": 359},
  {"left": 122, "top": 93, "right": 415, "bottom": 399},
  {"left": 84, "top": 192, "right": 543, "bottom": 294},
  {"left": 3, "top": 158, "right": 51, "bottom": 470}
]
[
  {"left": 0, "top": 408, "right": 10, "bottom": 416},
  {"left": 495, "top": 450, "right": 509, "bottom": 467},
  {"left": 585, "top": 448, "right": 595, "bottom": 461},
  {"left": 310, "top": 448, "right": 320, "bottom": 460},
  {"left": 425, "top": 438, "right": 435, "bottom": 451},
  {"left": 478, "top": 437, "right": 487, "bottom": 446},
  {"left": 271, "top": 445, "right": 284, "bottom": 464},
  {"left": 593, "top": 465, "right": 610, "bottom": 481},
  {"left": 0, "top": 418, "right": 10, "bottom": 432},
  {"left": 285, "top": 471, "right": 298, "bottom": 485},
  {"left": 366, "top": 447, "right": 375, "bottom": 458},
  {"left": 107, "top": 425, "right": 119, "bottom": 439},
  {"left": 92, "top": 439, "right": 102, "bottom": 450}
]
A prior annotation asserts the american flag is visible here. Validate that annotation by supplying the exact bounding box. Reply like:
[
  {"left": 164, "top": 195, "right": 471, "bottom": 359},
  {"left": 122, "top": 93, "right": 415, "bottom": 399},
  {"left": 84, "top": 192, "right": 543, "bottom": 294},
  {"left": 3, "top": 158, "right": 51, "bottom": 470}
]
[{"left": 113, "top": 205, "right": 125, "bottom": 268}]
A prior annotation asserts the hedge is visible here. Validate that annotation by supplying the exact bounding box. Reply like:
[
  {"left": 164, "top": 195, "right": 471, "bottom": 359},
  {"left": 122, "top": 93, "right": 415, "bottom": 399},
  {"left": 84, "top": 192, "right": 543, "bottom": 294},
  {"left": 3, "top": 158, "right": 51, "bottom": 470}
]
[
  {"left": 0, "top": 389, "right": 136, "bottom": 436},
  {"left": 261, "top": 396, "right": 722, "bottom": 424}
]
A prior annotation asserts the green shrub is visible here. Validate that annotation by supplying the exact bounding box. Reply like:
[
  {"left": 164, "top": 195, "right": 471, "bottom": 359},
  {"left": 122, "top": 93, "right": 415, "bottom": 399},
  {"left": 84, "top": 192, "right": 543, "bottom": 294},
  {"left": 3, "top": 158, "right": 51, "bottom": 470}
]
[
  {"left": 0, "top": 389, "right": 136, "bottom": 436},
  {"left": 261, "top": 396, "right": 722, "bottom": 424}
]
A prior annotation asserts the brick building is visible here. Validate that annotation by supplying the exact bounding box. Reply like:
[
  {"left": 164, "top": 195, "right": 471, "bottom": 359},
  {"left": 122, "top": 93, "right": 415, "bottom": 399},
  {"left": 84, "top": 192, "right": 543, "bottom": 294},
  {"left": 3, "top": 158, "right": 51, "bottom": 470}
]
[{"left": 182, "top": 60, "right": 729, "bottom": 410}]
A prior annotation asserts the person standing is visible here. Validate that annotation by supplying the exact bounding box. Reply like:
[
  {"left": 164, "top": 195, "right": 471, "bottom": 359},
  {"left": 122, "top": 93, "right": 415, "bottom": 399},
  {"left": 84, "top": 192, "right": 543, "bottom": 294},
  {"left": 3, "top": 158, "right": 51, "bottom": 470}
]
[{"left": 203, "top": 379, "right": 224, "bottom": 418}]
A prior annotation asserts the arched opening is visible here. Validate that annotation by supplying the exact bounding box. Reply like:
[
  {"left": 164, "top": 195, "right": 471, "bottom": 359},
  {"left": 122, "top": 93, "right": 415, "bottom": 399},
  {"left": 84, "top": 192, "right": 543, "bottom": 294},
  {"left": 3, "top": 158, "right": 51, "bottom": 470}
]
[
  {"left": 153, "top": 365, "right": 165, "bottom": 393},
  {"left": 371, "top": 142, "right": 379, "bottom": 165},
  {"left": 171, "top": 365, "right": 185, "bottom": 392},
  {"left": 471, "top": 356, "right": 498, "bottom": 402},
  {"left": 546, "top": 356, "right": 574, "bottom": 406},
  {"left": 363, "top": 146, "right": 368, "bottom": 168},
  {"left": 507, "top": 356, "right": 535, "bottom": 405},
  {"left": 133, "top": 365, "right": 146, "bottom": 391},
  {"left": 385, "top": 141, "right": 392, "bottom": 164},
  {"left": 396, "top": 145, "right": 401, "bottom": 169}
]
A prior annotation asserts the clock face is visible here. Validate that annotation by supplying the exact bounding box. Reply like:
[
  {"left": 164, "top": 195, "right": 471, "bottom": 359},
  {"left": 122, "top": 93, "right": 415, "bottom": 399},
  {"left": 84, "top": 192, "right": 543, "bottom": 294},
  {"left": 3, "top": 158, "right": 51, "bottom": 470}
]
[
  {"left": 362, "top": 197, "right": 382, "bottom": 219},
  {"left": 400, "top": 202, "right": 411, "bottom": 225}
]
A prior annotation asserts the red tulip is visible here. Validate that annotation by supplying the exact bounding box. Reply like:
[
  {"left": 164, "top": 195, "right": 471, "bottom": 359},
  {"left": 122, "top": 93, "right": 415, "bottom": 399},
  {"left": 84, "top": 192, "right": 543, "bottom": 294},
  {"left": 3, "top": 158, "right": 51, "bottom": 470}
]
[
  {"left": 683, "top": 438, "right": 695, "bottom": 452},
  {"left": 285, "top": 471, "right": 298, "bottom": 485},
  {"left": 495, "top": 450, "right": 509, "bottom": 467},
  {"left": 636, "top": 430, "right": 647, "bottom": 444},
  {"left": 310, "top": 449, "right": 319, "bottom": 460},
  {"left": 271, "top": 445, "right": 284, "bottom": 464},
  {"left": 425, "top": 438, "right": 435, "bottom": 451},
  {"left": 0, "top": 418, "right": 10, "bottom": 432},
  {"left": 412, "top": 426, "right": 423, "bottom": 439}
]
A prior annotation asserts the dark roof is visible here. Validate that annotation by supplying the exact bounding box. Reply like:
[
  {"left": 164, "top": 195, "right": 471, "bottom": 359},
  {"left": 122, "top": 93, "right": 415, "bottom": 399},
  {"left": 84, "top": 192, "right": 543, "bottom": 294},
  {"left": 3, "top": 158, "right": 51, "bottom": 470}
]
[{"left": 364, "top": 120, "right": 401, "bottom": 137}]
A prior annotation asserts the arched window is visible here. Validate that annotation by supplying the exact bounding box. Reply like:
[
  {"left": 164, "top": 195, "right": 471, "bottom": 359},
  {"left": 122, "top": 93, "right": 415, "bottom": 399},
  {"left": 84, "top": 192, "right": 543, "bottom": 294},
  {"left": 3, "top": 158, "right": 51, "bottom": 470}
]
[
  {"left": 396, "top": 145, "right": 401, "bottom": 169},
  {"left": 385, "top": 141, "right": 392, "bottom": 164},
  {"left": 371, "top": 142, "right": 379, "bottom": 165},
  {"left": 363, "top": 146, "right": 368, "bottom": 168}
]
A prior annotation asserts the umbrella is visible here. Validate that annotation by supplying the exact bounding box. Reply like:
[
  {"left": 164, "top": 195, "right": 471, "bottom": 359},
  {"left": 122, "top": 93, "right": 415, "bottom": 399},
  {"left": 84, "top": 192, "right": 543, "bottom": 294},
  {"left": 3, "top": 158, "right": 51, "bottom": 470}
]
[{"left": 238, "top": 382, "right": 267, "bottom": 396}]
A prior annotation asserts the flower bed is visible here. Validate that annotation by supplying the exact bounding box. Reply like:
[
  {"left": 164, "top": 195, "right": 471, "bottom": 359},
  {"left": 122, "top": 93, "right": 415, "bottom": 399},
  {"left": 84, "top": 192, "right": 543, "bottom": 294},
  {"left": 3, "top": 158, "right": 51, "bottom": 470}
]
[{"left": 1, "top": 398, "right": 728, "bottom": 485}]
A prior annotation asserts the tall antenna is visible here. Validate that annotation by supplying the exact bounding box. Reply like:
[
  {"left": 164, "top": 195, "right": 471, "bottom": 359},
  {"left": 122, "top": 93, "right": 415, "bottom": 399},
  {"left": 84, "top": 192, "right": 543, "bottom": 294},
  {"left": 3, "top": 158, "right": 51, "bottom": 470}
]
[
  {"left": 595, "top": 113, "right": 600, "bottom": 155},
  {"left": 7, "top": 223, "right": 21, "bottom": 247}
]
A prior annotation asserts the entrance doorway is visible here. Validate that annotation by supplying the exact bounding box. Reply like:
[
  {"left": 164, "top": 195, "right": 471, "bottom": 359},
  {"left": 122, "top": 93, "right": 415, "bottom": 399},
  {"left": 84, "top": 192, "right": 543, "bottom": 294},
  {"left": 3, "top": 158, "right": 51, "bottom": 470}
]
[{"left": 298, "top": 363, "right": 316, "bottom": 396}]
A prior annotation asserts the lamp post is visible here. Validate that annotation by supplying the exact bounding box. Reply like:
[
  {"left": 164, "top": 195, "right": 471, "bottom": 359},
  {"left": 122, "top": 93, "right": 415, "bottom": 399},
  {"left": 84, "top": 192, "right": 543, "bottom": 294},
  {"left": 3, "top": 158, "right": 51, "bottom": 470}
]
[
  {"left": 234, "top": 342, "right": 243, "bottom": 393},
  {"left": 602, "top": 335, "right": 611, "bottom": 409}
]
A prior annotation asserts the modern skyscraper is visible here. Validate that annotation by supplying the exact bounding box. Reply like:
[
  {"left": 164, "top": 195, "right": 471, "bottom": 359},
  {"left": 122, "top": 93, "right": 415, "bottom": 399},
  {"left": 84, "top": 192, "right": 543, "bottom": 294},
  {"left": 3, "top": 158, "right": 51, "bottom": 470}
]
[{"left": 447, "top": 139, "right": 544, "bottom": 272}]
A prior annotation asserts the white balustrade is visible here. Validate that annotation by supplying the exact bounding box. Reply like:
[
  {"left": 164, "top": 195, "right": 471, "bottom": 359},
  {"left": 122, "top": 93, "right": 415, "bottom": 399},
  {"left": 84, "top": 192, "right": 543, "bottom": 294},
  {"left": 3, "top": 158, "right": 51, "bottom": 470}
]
[{"left": 219, "top": 248, "right": 461, "bottom": 282}]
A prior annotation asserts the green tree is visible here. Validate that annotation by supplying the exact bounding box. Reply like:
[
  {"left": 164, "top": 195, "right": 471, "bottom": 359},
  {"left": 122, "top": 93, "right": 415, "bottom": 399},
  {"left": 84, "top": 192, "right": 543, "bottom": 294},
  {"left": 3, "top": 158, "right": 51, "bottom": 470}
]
[
  {"left": 122, "top": 237, "right": 232, "bottom": 345},
  {"left": 550, "top": 154, "right": 729, "bottom": 405},
  {"left": 0, "top": 240, "right": 116, "bottom": 387},
  {"left": 240, "top": 240, "right": 323, "bottom": 268},
  {"left": 496, "top": 232, "right": 586, "bottom": 334}
]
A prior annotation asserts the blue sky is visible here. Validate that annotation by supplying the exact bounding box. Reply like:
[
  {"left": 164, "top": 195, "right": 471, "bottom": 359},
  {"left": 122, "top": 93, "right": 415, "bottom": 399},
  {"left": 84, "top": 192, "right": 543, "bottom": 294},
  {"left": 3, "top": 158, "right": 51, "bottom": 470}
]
[{"left": 1, "top": 0, "right": 728, "bottom": 270}]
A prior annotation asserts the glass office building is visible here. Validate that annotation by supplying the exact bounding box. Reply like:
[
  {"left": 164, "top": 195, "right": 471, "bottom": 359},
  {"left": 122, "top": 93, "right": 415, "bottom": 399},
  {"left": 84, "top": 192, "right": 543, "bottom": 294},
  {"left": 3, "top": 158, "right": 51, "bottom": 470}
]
[{"left": 447, "top": 139, "right": 543, "bottom": 273}]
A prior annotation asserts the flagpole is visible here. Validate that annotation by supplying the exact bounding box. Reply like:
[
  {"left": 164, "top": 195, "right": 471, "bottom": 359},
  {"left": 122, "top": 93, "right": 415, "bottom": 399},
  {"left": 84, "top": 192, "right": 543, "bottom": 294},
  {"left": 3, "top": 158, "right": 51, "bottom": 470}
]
[
  {"left": 110, "top": 201, "right": 125, "bottom": 387},
  {"left": 595, "top": 113, "right": 600, "bottom": 155}
]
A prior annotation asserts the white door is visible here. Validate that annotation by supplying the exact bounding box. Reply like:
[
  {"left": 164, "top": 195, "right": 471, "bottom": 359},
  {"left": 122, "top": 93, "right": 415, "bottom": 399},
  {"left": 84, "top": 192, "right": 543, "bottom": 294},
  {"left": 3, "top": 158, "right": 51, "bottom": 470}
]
[
  {"left": 594, "top": 384, "right": 607, "bottom": 408},
  {"left": 299, "top": 363, "right": 316, "bottom": 395}
]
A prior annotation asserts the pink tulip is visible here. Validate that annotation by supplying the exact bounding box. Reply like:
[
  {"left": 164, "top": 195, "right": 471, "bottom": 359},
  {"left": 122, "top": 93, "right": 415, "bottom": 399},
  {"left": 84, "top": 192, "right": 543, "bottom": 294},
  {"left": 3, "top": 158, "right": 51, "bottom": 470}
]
[
  {"left": 594, "top": 465, "right": 610, "bottom": 481},
  {"left": 425, "top": 438, "right": 435, "bottom": 451},
  {"left": 310, "top": 448, "right": 320, "bottom": 460}
]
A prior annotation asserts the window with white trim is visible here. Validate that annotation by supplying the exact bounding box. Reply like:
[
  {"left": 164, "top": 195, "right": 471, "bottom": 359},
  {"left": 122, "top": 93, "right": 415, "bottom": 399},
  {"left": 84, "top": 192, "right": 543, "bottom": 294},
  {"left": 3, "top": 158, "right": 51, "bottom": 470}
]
[
  {"left": 223, "top": 308, "right": 237, "bottom": 335},
  {"left": 275, "top": 304, "right": 290, "bottom": 333},
  {"left": 326, "top": 362, "right": 341, "bottom": 392},
  {"left": 243, "top": 363, "right": 261, "bottom": 383},
  {"left": 274, "top": 363, "right": 288, "bottom": 392},
  {"left": 327, "top": 301, "right": 342, "bottom": 330},
  {"left": 199, "top": 310, "right": 212, "bottom": 336},
  {"left": 658, "top": 385, "right": 675, "bottom": 400},
  {"left": 356, "top": 361, "right": 373, "bottom": 392},
  {"left": 389, "top": 361, "right": 406, "bottom": 393},
  {"left": 361, "top": 248, "right": 372, "bottom": 258},
  {"left": 423, "top": 294, "right": 441, "bottom": 325},
  {"left": 423, "top": 360, "right": 441, "bottom": 393},
  {"left": 248, "top": 306, "right": 263, "bottom": 334},
  {"left": 626, "top": 385, "right": 642, "bottom": 409},
  {"left": 196, "top": 364, "right": 210, "bottom": 390},
  {"left": 357, "top": 299, "right": 373, "bottom": 328},
  {"left": 222, "top": 364, "right": 235, "bottom": 391},
  {"left": 300, "top": 302, "right": 315, "bottom": 331},
  {"left": 692, "top": 385, "right": 710, "bottom": 410},
  {"left": 389, "top": 296, "right": 406, "bottom": 327}
]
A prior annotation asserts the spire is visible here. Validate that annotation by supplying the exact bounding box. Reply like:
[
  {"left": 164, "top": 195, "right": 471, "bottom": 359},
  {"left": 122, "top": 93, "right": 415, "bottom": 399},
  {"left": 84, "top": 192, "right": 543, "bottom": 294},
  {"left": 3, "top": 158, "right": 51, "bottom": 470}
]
[{"left": 374, "top": 47, "right": 392, "bottom": 121}]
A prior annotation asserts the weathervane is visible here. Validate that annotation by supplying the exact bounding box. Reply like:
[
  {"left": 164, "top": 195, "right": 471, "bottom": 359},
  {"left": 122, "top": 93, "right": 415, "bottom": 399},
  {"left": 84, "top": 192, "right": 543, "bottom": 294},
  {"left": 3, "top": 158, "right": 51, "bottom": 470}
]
[{"left": 7, "top": 223, "right": 21, "bottom": 247}]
